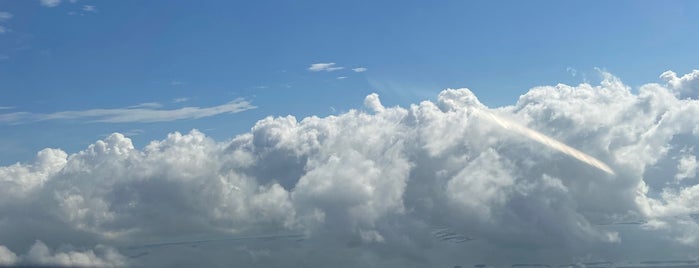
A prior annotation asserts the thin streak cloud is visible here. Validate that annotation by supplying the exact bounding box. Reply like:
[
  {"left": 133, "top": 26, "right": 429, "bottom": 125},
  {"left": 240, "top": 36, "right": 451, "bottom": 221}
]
[
  {"left": 474, "top": 108, "right": 615, "bottom": 175},
  {"left": 308, "top": 63, "right": 343, "bottom": 72},
  {"left": 0, "top": 99, "right": 255, "bottom": 124}
]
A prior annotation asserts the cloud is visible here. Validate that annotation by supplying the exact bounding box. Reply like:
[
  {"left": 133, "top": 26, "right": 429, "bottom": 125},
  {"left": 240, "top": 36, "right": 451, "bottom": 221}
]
[
  {"left": 0, "top": 11, "right": 12, "bottom": 21},
  {"left": 308, "top": 62, "right": 343, "bottom": 72},
  {"left": 352, "top": 67, "right": 367, "bottom": 73},
  {"left": 0, "top": 99, "right": 255, "bottom": 124},
  {"left": 172, "top": 97, "right": 189, "bottom": 103},
  {"left": 336, "top": 76, "right": 347, "bottom": 80},
  {"left": 1, "top": 70, "right": 699, "bottom": 266},
  {"left": 40, "top": 0, "right": 61, "bottom": 7},
  {"left": 661, "top": 70, "right": 699, "bottom": 99},
  {"left": 82, "top": 5, "right": 96, "bottom": 12},
  {"left": 0, "top": 12, "right": 9, "bottom": 34},
  {"left": 0, "top": 241, "right": 126, "bottom": 267},
  {"left": 127, "top": 102, "right": 163, "bottom": 109}
]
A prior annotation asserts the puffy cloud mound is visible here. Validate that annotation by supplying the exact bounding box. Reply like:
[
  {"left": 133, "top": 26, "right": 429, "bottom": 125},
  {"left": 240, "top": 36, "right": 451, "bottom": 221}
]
[
  {"left": 1, "top": 70, "right": 699, "bottom": 267},
  {"left": 0, "top": 240, "right": 126, "bottom": 267}
]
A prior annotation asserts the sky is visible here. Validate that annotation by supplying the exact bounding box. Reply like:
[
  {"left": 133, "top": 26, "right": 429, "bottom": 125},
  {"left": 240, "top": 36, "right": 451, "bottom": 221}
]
[
  {"left": 1, "top": 1, "right": 699, "bottom": 267},
  {"left": 1, "top": 1, "right": 698, "bottom": 165}
]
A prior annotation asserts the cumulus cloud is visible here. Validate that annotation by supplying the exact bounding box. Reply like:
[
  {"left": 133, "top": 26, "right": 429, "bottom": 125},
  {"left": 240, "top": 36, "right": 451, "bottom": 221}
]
[
  {"left": 1, "top": 70, "right": 699, "bottom": 266},
  {"left": 0, "top": 98, "right": 255, "bottom": 124},
  {"left": 0, "top": 241, "right": 126, "bottom": 267},
  {"left": 661, "top": 70, "right": 699, "bottom": 99},
  {"left": 308, "top": 62, "right": 343, "bottom": 72}
]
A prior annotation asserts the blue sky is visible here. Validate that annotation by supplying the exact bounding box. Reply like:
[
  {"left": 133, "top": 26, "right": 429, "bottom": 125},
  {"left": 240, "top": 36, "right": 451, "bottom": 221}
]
[
  {"left": 4, "top": 2, "right": 699, "bottom": 266},
  {"left": 1, "top": 0, "right": 699, "bottom": 164}
]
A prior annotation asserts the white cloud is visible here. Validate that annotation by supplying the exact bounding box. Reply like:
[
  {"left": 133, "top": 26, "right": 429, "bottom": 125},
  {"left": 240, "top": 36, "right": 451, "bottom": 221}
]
[
  {"left": 0, "top": 245, "right": 18, "bottom": 266},
  {"left": 1, "top": 70, "right": 699, "bottom": 266},
  {"left": 82, "top": 5, "right": 96, "bottom": 12},
  {"left": 676, "top": 151, "right": 698, "bottom": 181},
  {"left": 336, "top": 76, "right": 347, "bottom": 80},
  {"left": 0, "top": 26, "right": 7, "bottom": 34},
  {"left": 308, "top": 62, "right": 343, "bottom": 72},
  {"left": 127, "top": 102, "right": 163, "bottom": 109},
  {"left": 0, "top": 99, "right": 255, "bottom": 124},
  {"left": 352, "top": 67, "right": 367, "bottom": 73},
  {"left": 0, "top": 241, "right": 126, "bottom": 267},
  {"left": 0, "top": 12, "right": 12, "bottom": 21},
  {"left": 40, "top": 0, "right": 61, "bottom": 7},
  {"left": 661, "top": 70, "right": 699, "bottom": 99},
  {"left": 170, "top": 80, "right": 183, "bottom": 86},
  {"left": 172, "top": 97, "right": 189, "bottom": 103}
]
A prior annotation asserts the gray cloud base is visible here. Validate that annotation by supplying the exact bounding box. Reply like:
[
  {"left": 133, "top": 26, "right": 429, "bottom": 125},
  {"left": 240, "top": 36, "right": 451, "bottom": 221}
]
[{"left": 1, "top": 70, "right": 699, "bottom": 267}]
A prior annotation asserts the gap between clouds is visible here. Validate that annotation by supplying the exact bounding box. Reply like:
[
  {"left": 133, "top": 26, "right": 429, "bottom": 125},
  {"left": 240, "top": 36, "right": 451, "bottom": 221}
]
[{"left": 0, "top": 98, "right": 255, "bottom": 124}]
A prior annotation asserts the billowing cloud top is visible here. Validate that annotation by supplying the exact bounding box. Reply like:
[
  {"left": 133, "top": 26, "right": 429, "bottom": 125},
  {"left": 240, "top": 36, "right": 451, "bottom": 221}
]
[{"left": 1, "top": 70, "right": 699, "bottom": 267}]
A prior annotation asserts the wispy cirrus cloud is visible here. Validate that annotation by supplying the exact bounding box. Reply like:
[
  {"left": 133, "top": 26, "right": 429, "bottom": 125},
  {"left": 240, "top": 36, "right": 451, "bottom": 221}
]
[
  {"left": 127, "top": 102, "right": 163, "bottom": 109},
  {"left": 170, "top": 80, "right": 184, "bottom": 86},
  {"left": 308, "top": 62, "right": 343, "bottom": 72},
  {"left": 0, "top": 12, "right": 12, "bottom": 21},
  {"left": 40, "top": 0, "right": 62, "bottom": 7},
  {"left": 0, "top": 11, "right": 12, "bottom": 34},
  {"left": 172, "top": 97, "right": 189, "bottom": 103},
  {"left": 0, "top": 99, "right": 255, "bottom": 124},
  {"left": 352, "top": 67, "right": 367, "bottom": 73},
  {"left": 82, "top": 5, "right": 96, "bottom": 12}
]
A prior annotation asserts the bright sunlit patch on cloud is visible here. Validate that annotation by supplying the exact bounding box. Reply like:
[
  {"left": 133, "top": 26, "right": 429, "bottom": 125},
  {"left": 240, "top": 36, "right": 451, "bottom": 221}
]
[
  {"left": 473, "top": 109, "right": 615, "bottom": 175},
  {"left": 1, "top": 70, "right": 699, "bottom": 266}
]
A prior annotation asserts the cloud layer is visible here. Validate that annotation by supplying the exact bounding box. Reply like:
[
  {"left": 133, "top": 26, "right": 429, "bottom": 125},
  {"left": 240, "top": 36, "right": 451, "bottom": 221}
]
[{"left": 1, "top": 70, "right": 699, "bottom": 267}]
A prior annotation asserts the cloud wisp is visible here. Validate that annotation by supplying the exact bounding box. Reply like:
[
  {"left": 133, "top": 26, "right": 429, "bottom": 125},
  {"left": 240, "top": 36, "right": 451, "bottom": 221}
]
[
  {"left": 1, "top": 70, "right": 699, "bottom": 266},
  {"left": 0, "top": 98, "right": 255, "bottom": 124},
  {"left": 308, "top": 62, "right": 343, "bottom": 72},
  {"left": 0, "top": 11, "right": 12, "bottom": 34},
  {"left": 40, "top": 0, "right": 61, "bottom": 7},
  {"left": 352, "top": 67, "right": 367, "bottom": 73}
]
